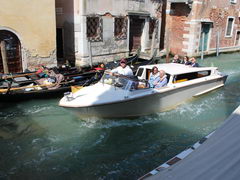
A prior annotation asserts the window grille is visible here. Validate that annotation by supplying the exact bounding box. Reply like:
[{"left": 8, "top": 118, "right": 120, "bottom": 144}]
[
  {"left": 87, "top": 16, "right": 102, "bottom": 42},
  {"left": 114, "top": 17, "right": 128, "bottom": 40}
]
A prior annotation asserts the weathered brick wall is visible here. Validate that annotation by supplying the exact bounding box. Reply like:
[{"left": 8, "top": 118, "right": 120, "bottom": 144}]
[
  {"left": 199, "top": 0, "right": 240, "bottom": 50},
  {"left": 167, "top": 0, "right": 240, "bottom": 57},
  {"left": 168, "top": 3, "right": 191, "bottom": 56}
]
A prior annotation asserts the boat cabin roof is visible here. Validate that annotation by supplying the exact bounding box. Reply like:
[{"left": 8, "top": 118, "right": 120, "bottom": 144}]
[{"left": 138, "top": 63, "right": 217, "bottom": 75}]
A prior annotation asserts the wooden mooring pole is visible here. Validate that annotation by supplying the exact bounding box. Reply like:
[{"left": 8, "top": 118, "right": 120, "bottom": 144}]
[
  {"left": 216, "top": 30, "right": 220, "bottom": 57},
  {"left": 0, "top": 41, "right": 9, "bottom": 74}
]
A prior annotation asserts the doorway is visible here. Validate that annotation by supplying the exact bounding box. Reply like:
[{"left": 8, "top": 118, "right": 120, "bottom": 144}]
[
  {"left": 56, "top": 28, "right": 64, "bottom": 62},
  {"left": 199, "top": 23, "right": 212, "bottom": 51},
  {"left": 129, "top": 16, "right": 145, "bottom": 53},
  {"left": 0, "top": 30, "right": 22, "bottom": 73}
]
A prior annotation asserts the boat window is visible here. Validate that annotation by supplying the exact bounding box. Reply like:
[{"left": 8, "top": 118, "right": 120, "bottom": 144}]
[
  {"left": 173, "top": 70, "right": 211, "bottom": 83},
  {"left": 101, "top": 73, "right": 149, "bottom": 90},
  {"left": 136, "top": 68, "right": 144, "bottom": 77},
  {"left": 166, "top": 73, "right": 171, "bottom": 83},
  {"left": 146, "top": 69, "right": 151, "bottom": 80},
  {"left": 197, "top": 70, "right": 211, "bottom": 77}
]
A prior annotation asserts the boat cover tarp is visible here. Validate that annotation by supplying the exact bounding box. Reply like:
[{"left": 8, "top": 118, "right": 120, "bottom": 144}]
[{"left": 147, "top": 106, "right": 240, "bottom": 180}]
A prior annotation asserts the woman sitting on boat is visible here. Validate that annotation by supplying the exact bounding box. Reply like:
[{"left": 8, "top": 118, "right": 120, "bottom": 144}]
[
  {"left": 148, "top": 66, "right": 160, "bottom": 88},
  {"left": 183, "top": 56, "right": 192, "bottom": 65}
]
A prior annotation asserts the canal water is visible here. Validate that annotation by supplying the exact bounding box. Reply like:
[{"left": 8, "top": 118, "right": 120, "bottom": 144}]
[{"left": 0, "top": 53, "right": 240, "bottom": 179}]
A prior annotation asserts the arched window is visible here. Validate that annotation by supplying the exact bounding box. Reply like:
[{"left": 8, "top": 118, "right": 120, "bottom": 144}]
[{"left": 0, "top": 30, "right": 22, "bottom": 73}]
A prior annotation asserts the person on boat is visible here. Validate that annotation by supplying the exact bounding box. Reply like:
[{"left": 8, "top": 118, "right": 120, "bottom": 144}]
[
  {"left": 155, "top": 70, "right": 168, "bottom": 88},
  {"left": 183, "top": 56, "right": 192, "bottom": 65},
  {"left": 172, "top": 54, "right": 182, "bottom": 64},
  {"left": 36, "top": 67, "right": 64, "bottom": 89},
  {"left": 94, "top": 63, "right": 105, "bottom": 71},
  {"left": 190, "top": 57, "right": 200, "bottom": 67},
  {"left": 148, "top": 66, "right": 160, "bottom": 88},
  {"left": 109, "top": 58, "right": 133, "bottom": 76},
  {"left": 36, "top": 65, "right": 49, "bottom": 78}
]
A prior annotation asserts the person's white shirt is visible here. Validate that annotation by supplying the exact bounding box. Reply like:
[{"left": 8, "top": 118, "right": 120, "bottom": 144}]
[{"left": 111, "top": 65, "right": 133, "bottom": 76}]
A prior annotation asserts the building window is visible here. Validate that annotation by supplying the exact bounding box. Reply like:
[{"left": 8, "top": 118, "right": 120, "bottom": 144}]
[
  {"left": 86, "top": 16, "right": 102, "bottom": 42},
  {"left": 114, "top": 17, "right": 128, "bottom": 40},
  {"left": 149, "top": 18, "right": 158, "bottom": 39},
  {"left": 230, "top": 0, "right": 237, "bottom": 4},
  {"left": 225, "top": 17, "right": 235, "bottom": 37}
]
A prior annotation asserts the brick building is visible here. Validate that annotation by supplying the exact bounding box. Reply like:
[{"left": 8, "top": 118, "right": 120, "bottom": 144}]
[{"left": 166, "top": 0, "right": 240, "bottom": 57}]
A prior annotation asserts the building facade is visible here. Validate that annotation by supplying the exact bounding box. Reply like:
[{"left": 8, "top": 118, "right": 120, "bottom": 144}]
[
  {"left": 56, "top": 0, "right": 163, "bottom": 67},
  {"left": 0, "top": 0, "right": 56, "bottom": 73},
  {"left": 166, "top": 0, "right": 240, "bottom": 57}
]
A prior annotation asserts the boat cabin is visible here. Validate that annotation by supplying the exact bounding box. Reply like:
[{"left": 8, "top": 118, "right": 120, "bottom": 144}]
[{"left": 136, "top": 63, "right": 218, "bottom": 87}]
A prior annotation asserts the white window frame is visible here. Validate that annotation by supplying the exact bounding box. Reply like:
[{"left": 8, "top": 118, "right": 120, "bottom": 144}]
[
  {"left": 230, "top": 0, "right": 237, "bottom": 4},
  {"left": 234, "top": 30, "right": 240, "bottom": 46},
  {"left": 225, "top": 16, "right": 235, "bottom": 37}
]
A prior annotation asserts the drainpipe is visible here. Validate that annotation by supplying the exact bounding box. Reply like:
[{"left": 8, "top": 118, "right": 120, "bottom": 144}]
[{"left": 0, "top": 41, "right": 9, "bottom": 74}]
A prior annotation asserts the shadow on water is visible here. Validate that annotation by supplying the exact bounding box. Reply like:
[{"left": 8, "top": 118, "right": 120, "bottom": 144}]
[{"left": 0, "top": 100, "right": 52, "bottom": 179}]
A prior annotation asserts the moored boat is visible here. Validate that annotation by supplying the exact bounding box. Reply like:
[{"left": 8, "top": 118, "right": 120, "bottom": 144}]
[
  {"left": 0, "top": 69, "right": 104, "bottom": 102},
  {"left": 59, "top": 63, "right": 227, "bottom": 118}
]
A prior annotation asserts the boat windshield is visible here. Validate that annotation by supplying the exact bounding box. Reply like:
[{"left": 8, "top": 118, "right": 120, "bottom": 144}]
[{"left": 101, "top": 73, "right": 143, "bottom": 91}]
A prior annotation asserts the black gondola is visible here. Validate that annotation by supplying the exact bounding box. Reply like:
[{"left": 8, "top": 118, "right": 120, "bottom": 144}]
[{"left": 0, "top": 68, "right": 104, "bottom": 102}]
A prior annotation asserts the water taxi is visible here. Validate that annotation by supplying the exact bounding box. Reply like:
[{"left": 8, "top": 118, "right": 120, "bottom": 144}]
[{"left": 59, "top": 63, "right": 227, "bottom": 118}]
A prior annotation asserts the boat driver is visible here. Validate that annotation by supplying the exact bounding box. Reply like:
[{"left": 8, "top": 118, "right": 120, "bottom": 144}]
[{"left": 109, "top": 58, "right": 133, "bottom": 76}]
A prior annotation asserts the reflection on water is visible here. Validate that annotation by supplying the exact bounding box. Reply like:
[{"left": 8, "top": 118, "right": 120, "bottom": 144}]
[{"left": 1, "top": 53, "right": 240, "bottom": 179}]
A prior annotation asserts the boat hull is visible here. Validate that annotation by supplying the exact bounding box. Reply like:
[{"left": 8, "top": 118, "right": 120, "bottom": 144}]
[{"left": 62, "top": 75, "right": 227, "bottom": 118}]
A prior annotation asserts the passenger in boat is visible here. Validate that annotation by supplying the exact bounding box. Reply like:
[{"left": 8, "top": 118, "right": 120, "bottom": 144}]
[
  {"left": 36, "top": 67, "right": 64, "bottom": 89},
  {"left": 190, "top": 57, "right": 200, "bottom": 67},
  {"left": 94, "top": 63, "right": 105, "bottom": 71},
  {"left": 148, "top": 66, "right": 160, "bottom": 88},
  {"left": 183, "top": 56, "right": 192, "bottom": 65},
  {"left": 36, "top": 65, "right": 48, "bottom": 78},
  {"left": 155, "top": 70, "right": 168, "bottom": 88},
  {"left": 110, "top": 58, "right": 133, "bottom": 76},
  {"left": 172, "top": 54, "right": 182, "bottom": 64}
]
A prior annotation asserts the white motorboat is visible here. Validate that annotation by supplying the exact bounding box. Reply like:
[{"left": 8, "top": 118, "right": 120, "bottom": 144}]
[{"left": 59, "top": 63, "right": 227, "bottom": 118}]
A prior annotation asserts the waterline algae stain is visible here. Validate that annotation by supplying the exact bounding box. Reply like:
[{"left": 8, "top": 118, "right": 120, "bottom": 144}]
[{"left": 1, "top": 53, "right": 240, "bottom": 179}]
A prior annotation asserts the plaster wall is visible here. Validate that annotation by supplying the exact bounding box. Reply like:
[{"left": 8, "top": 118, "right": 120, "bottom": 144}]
[
  {"left": 0, "top": 0, "right": 56, "bottom": 70},
  {"left": 75, "top": 0, "right": 162, "bottom": 66}
]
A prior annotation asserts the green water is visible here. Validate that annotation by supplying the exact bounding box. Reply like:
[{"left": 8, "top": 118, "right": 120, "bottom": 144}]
[{"left": 1, "top": 53, "right": 240, "bottom": 179}]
